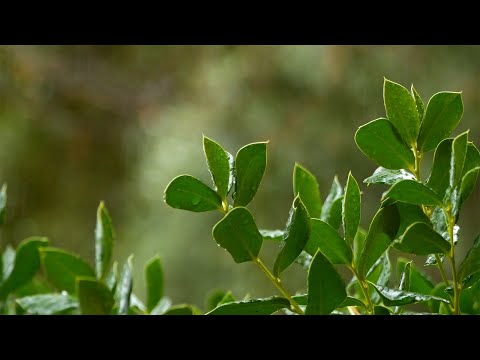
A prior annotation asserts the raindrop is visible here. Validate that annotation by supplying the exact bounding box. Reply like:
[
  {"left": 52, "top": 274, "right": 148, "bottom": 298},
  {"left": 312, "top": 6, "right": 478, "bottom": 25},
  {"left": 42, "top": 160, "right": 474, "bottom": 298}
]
[{"left": 191, "top": 197, "right": 200, "bottom": 206}]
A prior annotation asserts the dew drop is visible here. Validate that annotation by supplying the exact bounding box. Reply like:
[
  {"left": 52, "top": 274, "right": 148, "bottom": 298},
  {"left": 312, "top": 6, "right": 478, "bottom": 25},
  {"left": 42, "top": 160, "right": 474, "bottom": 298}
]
[{"left": 191, "top": 197, "right": 200, "bottom": 206}]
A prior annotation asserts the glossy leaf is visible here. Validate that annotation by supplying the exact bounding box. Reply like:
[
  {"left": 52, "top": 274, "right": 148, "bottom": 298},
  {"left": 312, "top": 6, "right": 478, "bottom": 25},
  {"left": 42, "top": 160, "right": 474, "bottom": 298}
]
[
  {"left": 0, "top": 183, "right": 6, "bottom": 225},
  {"left": 342, "top": 172, "right": 361, "bottom": 245},
  {"left": 374, "top": 306, "right": 391, "bottom": 315},
  {"left": 273, "top": 196, "right": 311, "bottom": 276},
  {"left": 305, "top": 250, "right": 346, "bottom": 315},
  {"left": 458, "top": 233, "right": 480, "bottom": 284},
  {"left": 145, "top": 255, "right": 164, "bottom": 312},
  {"left": 117, "top": 255, "right": 133, "bottom": 315},
  {"left": 397, "top": 258, "right": 434, "bottom": 295},
  {"left": 203, "top": 135, "right": 234, "bottom": 199},
  {"left": 320, "top": 176, "right": 343, "bottom": 229},
  {"left": 398, "top": 261, "right": 411, "bottom": 291},
  {"left": 383, "top": 180, "right": 443, "bottom": 207},
  {"left": 364, "top": 167, "right": 414, "bottom": 186},
  {"left": 150, "top": 297, "right": 172, "bottom": 315},
  {"left": 450, "top": 131, "right": 469, "bottom": 188},
  {"left": 355, "top": 118, "right": 414, "bottom": 170},
  {"left": 384, "top": 78, "right": 420, "bottom": 145},
  {"left": 394, "top": 202, "right": 430, "bottom": 241},
  {"left": 259, "top": 229, "right": 284, "bottom": 241},
  {"left": 2, "top": 245, "right": 15, "bottom": 282},
  {"left": 395, "top": 222, "right": 451, "bottom": 255},
  {"left": 16, "top": 293, "right": 78, "bottom": 315},
  {"left": 293, "top": 163, "right": 322, "bottom": 218},
  {"left": 0, "top": 237, "right": 49, "bottom": 298},
  {"left": 304, "top": 219, "right": 353, "bottom": 265},
  {"left": 358, "top": 205, "right": 399, "bottom": 276},
  {"left": 95, "top": 201, "right": 115, "bottom": 279},
  {"left": 207, "top": 296, "right": 290, "bottom": 315},
  {"left": 371, "top": 283, "right": 450, "bottom": 306},
  {"left": 164, "top": 175, "right": 223, "bottom": 212},
  {"left": 233, "top": 142, "right": 267, "bottom": 207},
  {"left": 212, "top": 207, "right": 263, "bottom": 263},
  {"left": 41, "top": 247, "right": 95, "bottom": 294},
  {"left": 418, "top": 91, "right": 464, "bottom": 153},
  {"left": 77, "top": 277, "right": 114, "bottom": 315},
  {"left": 411, "top": 85, "right": 425, "bottom": 120},
  {"left": 105, "top": 261, "right": 118, "bottom": 292},
  {"left": 426, "top": 138, "right": 453, "bottom": 199}
]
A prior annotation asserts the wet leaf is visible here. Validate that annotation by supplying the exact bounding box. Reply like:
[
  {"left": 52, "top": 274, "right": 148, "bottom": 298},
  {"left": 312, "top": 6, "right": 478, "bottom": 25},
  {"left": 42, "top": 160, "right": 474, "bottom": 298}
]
[
  {"left": 207, "top": 296, "right": 290, "bottom": 315},
  {"left": 364, "top": 167, "right": 415, "bottom": 186},
  {"left": 203, "top": 135, "right": 234, "bottom": 199}
]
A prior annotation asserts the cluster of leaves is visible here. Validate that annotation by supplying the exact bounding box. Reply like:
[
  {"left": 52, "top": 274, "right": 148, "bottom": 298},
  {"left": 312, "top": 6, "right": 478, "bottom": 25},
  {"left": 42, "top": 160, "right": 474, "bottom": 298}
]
[{"left": 164, "top": 79, "right": 480, "bottom": 315}]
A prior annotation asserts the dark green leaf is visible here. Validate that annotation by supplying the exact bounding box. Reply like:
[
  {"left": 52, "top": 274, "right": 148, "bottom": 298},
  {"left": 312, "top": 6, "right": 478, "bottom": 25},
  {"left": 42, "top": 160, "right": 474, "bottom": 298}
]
[
  {"left": 259, "top": 229, "right": 284, "bottom": 241},
  {"left": 320, "top": 176, "right": 343, "bottom": 229},
  {"left": 95, "top": 201, "right": 115, "bottom": 279},
  {"left": 355, "top": 118, "right": 414, "bottom": 170},
  {"left": 458, "top": 167, "right": 480, "bottom": 212},
  {"left": 418, "top": 91, "right": 464, "bottom": 153},
  {"left": 411, "top": 85, "right": 425, "bottom": 121},
  {"left": 383, "top": 78, "right": 420, "bottom": 145},
  {"left": 339, "top": 296, "right": 365, "bottom": 308},
  {"left": 293, "top": 163, "right": 322, "bottom": 218},
  {"left": 362, "top": 252, "right": 391, "bottom": 304},
  {"left": 77, "top": 277, "right": 114, "bottom": 315},
  {"left": 397, "top": 258, "right": 434, "bottom": 295},
  {"left": 305, "top": 250, "right": 346, "bottom": 315},
  {"left": 343, "top": 172, "right": 361, "bottom": 246},
  {"left": 145, "top": 255, "right": 164, "bottom": 312},
  {"left": 394, "top": 202, "right": 430, "bottom": 241},
  {"left": 0, "top": 183, "right": 6, "bottom": 226},
  {"left": 462, "top": 142, "right": 480, "bottom": 177},
  {"left": 117, "top": 255, "right": 133, "bottom": 315},
  {"left": 304, "top": 219, "right": 352, "bottom": 265},
  {"left": 374, "top": 306, "right": 391, "bottom": 315},
  {"left": 0, "top": 237, "right": 48, "bottom": 298},
  {"left": 426, "top": 138, "right": 453, "bottom": 199},
  {"left": 212, "top": 207, "right": 263, "bottom": 263},
  {"left": 205, "top": 289, "right": 227, "bottom": 312},
  {"left": 395, "top": 222, "right": 451, "bottom": 255},
  {"left": 458, "top": 233, "right": 480, "bottom": 284},
  {"left": 371, "top": 283, "right": 450, "bottom": 306},
  {"left": 164, "top": 175, "right": 223, "bottom": 213},
  {"left": 429, "top": 283, "right": 452, "bottom": 313},
  {"left": 274, "top": 196, "right": 311, "bottom": 276},
  {"left": 41, "top": 247, "right": 95, "bottom": 294},
  {"left": 16, "top": 293, "right": 78, "bottom": 315},
  {"left": 207, "top": 296, "right": 290, "bottom": 315},
  {"left": 358, "top": 205, "right": 399, "bottom": 277},
  {"left": 203, "top": 135, "right": 234, "bottom": 199},
  {"left": 323, "top": 196, "right": 343, "bottom": 230},
  {"left": 233, "top": 142, "right": 267, "bottom": 207},
  {"left": 364, "top": 167, "right": 415, "bottom": 186},
  {"left": 105, "top": 261, "right": 118, "bottom": 292},
  {"left": 450, "top": 131, "right": 469, "bottom": 188},
  {"left": 383, "top": 180, "right": 443, "bottom": 207},
  {"left": 164, "top": 304, "right": 195, "bottom": 315}
]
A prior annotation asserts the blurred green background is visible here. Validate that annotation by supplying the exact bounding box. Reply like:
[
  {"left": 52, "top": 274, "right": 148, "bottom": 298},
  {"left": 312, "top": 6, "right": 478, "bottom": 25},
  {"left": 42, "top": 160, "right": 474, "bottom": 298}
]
[{"left": 1, "top": 45, "right": 479, "bottom": 308}]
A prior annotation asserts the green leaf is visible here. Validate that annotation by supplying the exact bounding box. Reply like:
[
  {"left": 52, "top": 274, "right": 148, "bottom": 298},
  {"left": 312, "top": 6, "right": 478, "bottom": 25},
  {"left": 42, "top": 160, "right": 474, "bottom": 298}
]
[
  {"left": 394, "top": 202, "right": 430, "bottom": 241},
  {"left": 41, "top": 247, "right": 95, "bottom": 294},
  {"left": 397, "top": 258, "right": 434, "bottom": 295},
  {"left": 458, "top": 234, "right": 480, "bottom": 285},
  {"left": 355, "top": 118, "right": 415, "bottom": 170},
  {"left": 145, "top": 255, "right": 164, "bottom": 313},
  {"left": 320, "top": 176, "right": 343, "bottom": 229},
  {"left": 383, "top": 78, "right": 420, "bottom": 145},
  {"left": 203, "top": 135, "right": 234, "bottom": 199},
  {"left": 458, "top": 167, "right": 480, "bottom": 212},
  {"left": 0, "top": 237, "right": 49, "bottom": 298},
  {"left": 342, "top": 172, "right": 361, "bottom": 245},
  {"left": 95, "top": 201, "right": 115, "bottom": 279},
  {"left": 395, "top": 222, "right": 451, "bottom": 255},
  {"left": 105, "top": 261, "right": 118, "bottom": 292},
  {"left": 426, "top": 138, "right": 453, "bottom": 199},
  {"left": 233, "top": 142, "right": 267, "bottom": 207},
  {"left": 2, "top": 245, "right": 15, "bottom": 282},
  {"left": 217, "top": 291, "right": 235, "bottom": 306},
  {"left": 371, "top": 283, "right": 450, "bottom": 306},
  {"left": 117, "top": 255, "right": 133, "bottom": 315},
  {"left": 353, "top": 228, "right": 367, "bottom": 266},
  {"left": 450, "top": 131, "right": 469, "bottom": 188},
  {"left": 150, "top": 297, "right": 172, "bottom": 315},
  {"left": 374, "top": 306, "right": 391, "bottom": 315},
  {"left": 0, "top": 183, "right": 6, "bottom": 226},
  {"left": 77, "top": 277, "right": 114, "bottom": 315},
  {"left": 205, "top": 289, "right": 227, "bottom": 312},
  {"left": 273, "top": 196, "right": 311, "bottom": 276},
  {"left": 164, "top": 304, "right": 195, "bottom": 315},
  {"left": 164, "top": 175, "right": 223, "bottom": 213},
  {"left": 293, "top": 163, "right": 322, "bottom": 218},
  {"left": 364, "top": 167, "right": 415, "bottom": 186},
  {"left": 207, "top": 296, "right": 290, "bottom": 315},
  {"left": 305, "top": 250, "right": 346, "bottom": 315},
  {"left": 339, "top": 296, "right": 365, "bottom": 308},
  {"left": 212, "top": 207, "right": 263, "bottom": 263},
  {"left": 358, "top": 205, "right": 399, "bottom": 277},
  {"left": 411, "top": 85, "right": 425, "bottom": 121},
  {"left": 16, "top": 293, "right": 78, "bottom": 315},
  {"left": 418, "top": 91, "right": 464, "bottom": 153},
  {"left": 383, "top": 180, "right": 443, "bottom": 207},
  {"left": 304, "top": 219, "right": 353, "bottom": 265},
  {"left": 259, "top": 229, "right": 284, "bottom": 241},
  {"left": 462, "top": 142, "right": 480, "bottom": 177},
  {"left": 398, "top": 261, "right": 411, "bottom": 291},
  {"left": 367, "top": 252, "right": 391, "bottom": 290}
]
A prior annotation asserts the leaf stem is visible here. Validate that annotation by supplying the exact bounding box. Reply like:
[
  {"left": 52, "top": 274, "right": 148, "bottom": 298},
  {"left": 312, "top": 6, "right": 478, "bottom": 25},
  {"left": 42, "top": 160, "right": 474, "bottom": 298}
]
[
  {"left": 350, "top": 266, "right": 374, "bottom": 315},
  {"left": 254, "top": 257, "right": 304, "bottom": 315},
  {"left": 446, "top": 208, "right": 461, "bottom": 314},
  {"left": 434, "top": 254, "right": 449, "bottom": 287}
]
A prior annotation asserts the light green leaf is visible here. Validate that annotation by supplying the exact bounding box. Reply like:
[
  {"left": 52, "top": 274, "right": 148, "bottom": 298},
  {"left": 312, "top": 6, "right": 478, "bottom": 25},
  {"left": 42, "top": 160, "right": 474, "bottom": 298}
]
[
  {"left": 77, "top": 277, "right": 114, "bottom": 315},
  {"left": 204, "top": 289, "right": 227, "bottom": 312},
  {"left": 117, "top": 255, "right": 133, "bottom": 315},
  {"left": 411, "top": 85, "right": 425, "bottom": 121},
  {"left": 383, "top": 180, "right": 443, "bottom": 207},
  {"left": 212, "top": 207, "right": 263, "bottom": 263},
  {"left": 233, "top": 142, "right": 267, "bottom": 207},
  {"left": 426, "top": 138, "right": 453, "bottom": 199},
  {"left": 395, "top": 222, "right": 451, "bottom": 255},
  {"left": 150, "top": 297, "right": 172, "bottom": 315},
  {"left": 418, "top": 91, "right": 464, "bottom": 153},
  {"left": 164, "top": 304, "right": 195, "bottom": 315},
  {"left": 259, "top": 229, "right": 284, "bottom": 241},
  {"left": 364, "top": 167, "right": 415, "bottom": 186},
  {"left": 273, "top": 196, "right": 311, "bottom": 276},
  {"left": 343, "top": 172, "right": 361, "bottom": 245},
  {"left": 95, "top": 201, "right": 115, "bottom": 279},
  {"left": 353, "top": 228, "right": 367, "bottom": 266},
  {"left": 458, "top": 234, "right": 480, "bottom": 285},
  {"left": 145, "top": 255, "right": 164, "bottom": 312},
  {"left": 16, "top": 293, "right": 78, "bottom": 315},
  {"left": 293, "top": 163, "right": 322, "bottom": 218},
  {"left": 371, "top": 283, "right": 449, "bottom": 306},
  {"left": 355, "top": 118, "right": 415, "bottom": 170},
  {"left": 164, "top": 175, "right": 223, "bottom": 213},
  {"left": 0, "top": 183, "right": 6, "bottom": 226},
  {"left": 383, "top": 78, "right": 420, "bottom": 145},
  {"left": 450, "top": 131, "right": 469, "bottom": 188},
  {"left": 105, "top": 261, "right": 118, "bottom": 292},
  {"left": 203, "top": 135, "right": 234, "bottom": 199},
  {"left": 304, "top": 219, "right": 353, "bottom": 265},
  {"left": 207, "top": 296, "right": 290, "bottom": 315},
  {"left": 2, "top": 245, "right": 15, "bottom": 283},
  {"left": 41, "top": 247, "right": 95, "bottom": 294}
]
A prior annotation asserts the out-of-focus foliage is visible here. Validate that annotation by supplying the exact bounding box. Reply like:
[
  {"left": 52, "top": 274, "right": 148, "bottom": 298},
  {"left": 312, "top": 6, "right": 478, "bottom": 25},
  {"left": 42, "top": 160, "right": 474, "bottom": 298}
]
[{"left": 1, "top": 46, "right": 480, "bottom": 306}]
